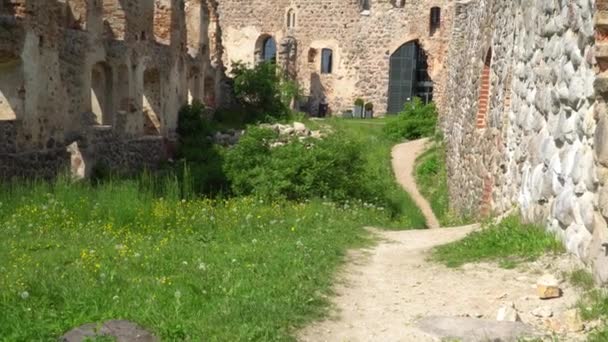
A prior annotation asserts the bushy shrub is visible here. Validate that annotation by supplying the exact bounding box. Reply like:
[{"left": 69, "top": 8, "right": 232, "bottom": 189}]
[
  {"left": 223, "top": 127, "right": 370, "bottom": 203},
  {"left": 176, "top": 102, "right": 228, "bottom": 195},
  {"left": 384, "top": 97, "right": 437, "bottom": 141},
  {"left": 231, "top": 62, "right": 289, "bottom": 123}
]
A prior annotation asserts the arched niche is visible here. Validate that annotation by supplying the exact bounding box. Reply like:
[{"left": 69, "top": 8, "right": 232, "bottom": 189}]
[
  {"left": 0, "top": 53, "right": 24, "bottom": 121},
  {"left": 91, "top": 61, "right": 114, "bottom": 125},
  {"left": 143, "top": 68, "right": 162, "bottom": 135}
]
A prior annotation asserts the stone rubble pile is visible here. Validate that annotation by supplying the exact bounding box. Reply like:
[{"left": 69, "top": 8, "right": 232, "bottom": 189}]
[{"left": 211, "top": 122, "right": 326, "bottom": 147}]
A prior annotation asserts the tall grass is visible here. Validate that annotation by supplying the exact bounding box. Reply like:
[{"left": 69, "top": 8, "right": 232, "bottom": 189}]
[
  {"left": 316, "top": 118, "right": 427, "bottom": 229},
  {"left": 0, "top": 175, "right": 394, "bottom": 340},
  {"left": 414, "top": 142, "right": 472, "bottom": 226},
  {"left": 431, "top": 215, "right": 564, "bottom": 268}
]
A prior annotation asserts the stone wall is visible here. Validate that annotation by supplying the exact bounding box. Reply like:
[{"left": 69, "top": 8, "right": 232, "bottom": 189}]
[
  {"left": 443, "top": 0, "right": 606, "bottom": 281},
  {"left": 216, "top": 0, "right": 453, "bottom": 115},
  {"left": 0, "top": 0, "right": 226, "bottom": 179}
]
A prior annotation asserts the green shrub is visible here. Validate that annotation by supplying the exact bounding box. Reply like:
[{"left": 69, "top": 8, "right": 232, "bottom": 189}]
[
  {"left": 230, "top": 62, "right": 289, "bottom": 123},
  {"left": 175, "top": 102, "right": 228, "bottom": 195},
  {"left": 223, "top": 127, "right": 368, "bottom": 202},
  {"left": 354, "top": 98, "right": 365, "bottom": 107},
  {"left": 384, "top": 97, "right": 437, "bottom": 141},
  {"left": 177, "top": 100, "right": 208, "bottom": 139}
]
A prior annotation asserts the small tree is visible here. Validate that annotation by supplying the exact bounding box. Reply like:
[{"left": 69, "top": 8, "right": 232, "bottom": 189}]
[{"left": 230, "top": 61, "right": 289, "bottom": 123}]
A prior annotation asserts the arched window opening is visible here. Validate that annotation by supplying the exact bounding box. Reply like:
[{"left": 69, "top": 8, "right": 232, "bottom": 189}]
[
  {"left": 287, "top": 9, "right": 296, "bottom": 28},
  {"left": 143, "top": 68, "right": 162, "bottom": 135},
  {"left": 186, "top": 1, "right": 206, "bottom": 52},
  {"left": 102, "top": 0, "right": 126, "bottom": 39},
  {"left": 430, "top": 7, "right": 441, "bottom": 36},
  {"left": 203, "top": 76, "right": 216, "bottom": 108},
  {"left": 91, "top": 62, "right": 114, "bottom": 125},
  {"left": 188, "top": 67, "right": 202, "bottom": 104},
  {"left": 321, "top": 49, "right": 333, "bottom": 74},
  {"left": 262, "top": 37, "right": 277, "bottom": 63},
  {"left": 153, "top": 0, "right": 172, "bottom": 44},
  {"left": 65, "top": 0, "right": 87, "bottom": 29},
  {"left": 387, "top": 41, "right": 433, "bottom": 114},
  {"left": 0, "top": 54, "right": 24, "bottom": 121},
  {"left": 476, "top": 48, "right": 493, "bottom": 129}
]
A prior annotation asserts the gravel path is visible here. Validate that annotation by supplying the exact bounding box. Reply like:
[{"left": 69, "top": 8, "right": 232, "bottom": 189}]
[
  {"left": 297, "top": 139, "right": 584, "bottom": 342},
  {"left": 391, "top": 139, "right": 440, "bottom": 229}
]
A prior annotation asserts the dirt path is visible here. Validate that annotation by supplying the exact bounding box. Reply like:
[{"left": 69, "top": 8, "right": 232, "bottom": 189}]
[
  {"left": 298, "top": 139, "right": 584, "bottom": 341},
  {"left": 391, "top": 139, "right": 440, "bottom": 229}
]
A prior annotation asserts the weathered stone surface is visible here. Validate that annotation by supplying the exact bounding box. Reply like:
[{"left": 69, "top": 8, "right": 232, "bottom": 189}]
[
  {"left": 496, "top": 302, "right": 521, "bottom": 322},
  {"left": 417, "top": 316, "right": 540, "bottom": 342},
  {"left": 218, "top": 0, "right": 453, "bottom": 116},
  {"left": 60, "top": 320, "right": 158, "bottom": 342},
  {"left": 531, "top": 306, "right": 553, "bottom": 318},
  {"left": 0, "top": 0, "right": 226, "bottom": 180},
  {"left": 442, "top": 0, "right": 603, "bottom": 283}
]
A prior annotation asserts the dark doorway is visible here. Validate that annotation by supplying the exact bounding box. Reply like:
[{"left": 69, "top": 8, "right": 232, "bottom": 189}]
[{"left": 387, "top": 41, "right": 433, "bottom": 114}]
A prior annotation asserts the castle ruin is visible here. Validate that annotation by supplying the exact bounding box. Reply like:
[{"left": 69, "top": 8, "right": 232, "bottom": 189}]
[{"left": 4, "top": 0, "right": 608, "bottom": 282}]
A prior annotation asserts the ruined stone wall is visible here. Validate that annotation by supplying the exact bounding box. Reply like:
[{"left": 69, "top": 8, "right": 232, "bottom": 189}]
[
  {"left": 0, "top": 0, "right": 225, "bottom": 179},
  {"left": 216, "top": 0, "right": 453, "bottom": 115},
  {"left": 444, "top": 0, "right": 607, "bottom": 281}
]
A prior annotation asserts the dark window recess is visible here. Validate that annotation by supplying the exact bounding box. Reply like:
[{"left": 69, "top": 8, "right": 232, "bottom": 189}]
[
  {"left": 321, "top": 48, "right": 333, "bottom": 74},
  {"left": 262, "top": 37, "right": 277, "bottom": 63},
  {"left": 430, "top": 7, "right": 441, "bottom": 35}
]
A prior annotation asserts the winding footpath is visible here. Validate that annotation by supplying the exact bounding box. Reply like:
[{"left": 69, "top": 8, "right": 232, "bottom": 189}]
[
  {"left": 391, "top": 138, "right": 440, "bottom": 229},
  {"left": 297, "top": 139, "right": 583, "bottom": 342}
]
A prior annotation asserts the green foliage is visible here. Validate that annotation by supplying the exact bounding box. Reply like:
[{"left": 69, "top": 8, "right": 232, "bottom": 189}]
[
  {"left": 230, "top": 61, "right": 289, "bottom": 123},
  {"left": 279, "top": 78, "right": 303, "bottom": 108},
  {"left": 224, "top": 127, "right": 367, "bottom": 203},
  {"left": 0, "top": 176, "right": 397, "bottom": 341},
  {"left": 176, "top": 100, "right": 208, "bottom": 139},
  {"left": 415, "top": 143, "right": 472, "bottom": 226},
  {"left": 576, "top": 286, "right": 608, "bottom": 341},
  {"left": 364, "top": 102, "right": 374, "bottom": 111},
  {"left": 294, "top": 118, "right": 426, "bottom": 228},
  {"left": 567, "top": 269, "right": 595, "bottom": 291},
  {"left": 176, "top": 102, "right": 228, "bottom": 195},
  {"left": 354, "top": 98, "right": 365, "bottom": 107},
  {"left": 384, "top": 97, "right": 438, "bottom": 141},
  {"left": 431, "top": 215, "right": 565, "bottom": 268}
]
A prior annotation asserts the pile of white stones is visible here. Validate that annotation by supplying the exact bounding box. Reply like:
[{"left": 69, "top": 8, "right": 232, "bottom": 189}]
[{"left": 212, "top": 122, "right": 326, "bottom": 147}]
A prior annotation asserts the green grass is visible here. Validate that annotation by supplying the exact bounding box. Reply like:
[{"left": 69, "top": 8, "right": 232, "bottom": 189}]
[
  {"left": 431, "top": 215, "right": 564, "bottom": 268},
  {"left": 566, "top": 269, "right": 595, "bottom": 291},
  {"left": 572, "top": 272, "right": 608, "bottom": 341},
  {"left": 316, "top": 118, "right": 427, "bottom": 229},
  {"left": 0, "top": 176, "right": 398, "bottom": 341},
  {"left": 414, "top": 142, "right": 472, "bottom": 227},
  {"left": 575, "top": 288, "right": 608, "bottom": 341}
]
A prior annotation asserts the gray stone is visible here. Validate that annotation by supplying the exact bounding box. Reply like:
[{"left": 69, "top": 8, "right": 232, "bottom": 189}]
[
  {"left": 417, "top": 316, "right": 540, "bottom": 342},
  {"left": 60, "top": 320, "right": 158, "bottom": 342},
  {"left": 496, "top": 302, "right": 521, "bottom": 322}
]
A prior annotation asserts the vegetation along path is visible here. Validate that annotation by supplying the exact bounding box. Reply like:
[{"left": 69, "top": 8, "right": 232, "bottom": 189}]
[{"left": 298, "top": 139, "right": 583, "bottom": 341}]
